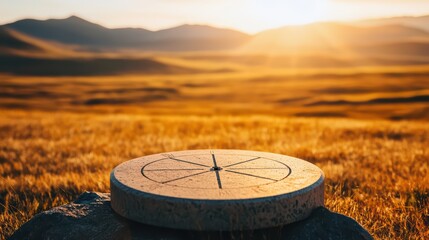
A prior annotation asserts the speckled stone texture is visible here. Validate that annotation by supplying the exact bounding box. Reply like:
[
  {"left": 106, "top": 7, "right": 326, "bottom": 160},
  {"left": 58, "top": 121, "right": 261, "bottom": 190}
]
[
  {"left": 10, "top": 192, "right": 374, "bottom": 240},
  {"left": 111, "top": 150, "right": 325, "bottom": 230}
]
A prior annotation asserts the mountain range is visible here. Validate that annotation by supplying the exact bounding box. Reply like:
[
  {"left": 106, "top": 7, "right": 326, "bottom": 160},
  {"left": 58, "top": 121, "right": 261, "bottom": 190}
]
[
  {"left": 2, "top": 15, "right": 429, "bottom": 75},
  {"left": 2, "top": 15, "right": 429, "bottom": 54},
  {"left": 1, "top": 16, "right": 250, "bottom": 52}
]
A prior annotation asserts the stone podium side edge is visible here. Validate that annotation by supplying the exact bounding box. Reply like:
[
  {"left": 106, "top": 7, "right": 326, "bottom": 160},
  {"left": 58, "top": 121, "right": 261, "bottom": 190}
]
[
  {"left": 110, "top": 171, "right": 325, "bottom": 231},
  {"left": 9, "top": 191, "right": 374, "bottom": 240}
]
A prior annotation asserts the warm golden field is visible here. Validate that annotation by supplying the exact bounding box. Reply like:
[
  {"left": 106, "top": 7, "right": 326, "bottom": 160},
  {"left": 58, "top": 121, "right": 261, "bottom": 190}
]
[
  {"left": 1, "top": 63, "right": 429, "bottom": 120},
  {"left": 0, "top": 110, "right": 428, "bottom": 239},
  {"left": 0, "top": 63, "right": 429, "bottom": 239}
]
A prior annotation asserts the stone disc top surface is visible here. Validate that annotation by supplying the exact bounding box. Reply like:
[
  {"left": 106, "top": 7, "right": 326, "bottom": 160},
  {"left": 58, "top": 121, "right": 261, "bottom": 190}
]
[
  {"left": 113, "top": 149, "right": 322, "bottom": 200},
  {"left": 111, "top": 149, "right": 324, "bottom": 230}
]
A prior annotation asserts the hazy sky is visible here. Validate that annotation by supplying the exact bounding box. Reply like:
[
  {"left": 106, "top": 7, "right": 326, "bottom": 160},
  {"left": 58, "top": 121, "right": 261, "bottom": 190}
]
[{"left": 1, "top": 0, "right": 429, "bottom": 33}]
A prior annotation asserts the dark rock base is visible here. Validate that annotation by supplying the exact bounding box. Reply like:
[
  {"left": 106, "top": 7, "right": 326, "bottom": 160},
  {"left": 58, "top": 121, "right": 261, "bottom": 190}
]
[{"left": 10, "top": 192, "right": 373, "bottom": 240}]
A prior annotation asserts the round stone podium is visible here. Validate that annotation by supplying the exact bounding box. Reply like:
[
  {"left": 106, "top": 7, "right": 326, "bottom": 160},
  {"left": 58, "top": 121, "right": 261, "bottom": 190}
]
[{"left": 110, "top": 150, "right": 324, "bottom": 231}]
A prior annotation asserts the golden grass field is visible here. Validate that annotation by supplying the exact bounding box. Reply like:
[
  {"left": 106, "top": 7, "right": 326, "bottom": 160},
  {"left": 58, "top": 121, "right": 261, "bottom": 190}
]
[
  {"left": 1, "top": 62, "right": 429, "bottom": 120},
  {"left": 0, "top": 63, "right": 428, "bottom": 239}
]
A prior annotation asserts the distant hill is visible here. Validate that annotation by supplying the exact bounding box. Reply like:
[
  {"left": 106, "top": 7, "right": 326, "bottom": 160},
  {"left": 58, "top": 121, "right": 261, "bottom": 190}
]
[
  {"left": 240, "top": 22, "right": 429, "bottom": 55},
  {"left": 356, "top": 15, "right": 429, "bottom": 32},
  {"left": 0, "top": 23, "right": 202, "bottom": 76},
  {"left": 360, "top": 41, "right": 429, "bottom": 57},
  {"left": 0, "top": 27, "right": 83, "bottom": 58},
  {"left": 0, "top": 28, "right": 42, "bottom": 52},
  {"left": 3, "top": 16, "right": 250, "bottom": 51}
]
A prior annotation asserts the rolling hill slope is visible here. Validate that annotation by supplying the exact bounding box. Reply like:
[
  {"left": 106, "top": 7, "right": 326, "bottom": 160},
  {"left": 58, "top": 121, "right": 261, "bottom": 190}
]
[
  {"left": 0, "top": 28, "right": 42, "bottom": 52},
  {"left": 356, "top": 15, "right": 429, "bottom": 32},
  {"left": 239, "top": 22, "right": 429, "bottom": 55},
  {"left": 0, "top": 26, "right": 200, "bottom": 76}
]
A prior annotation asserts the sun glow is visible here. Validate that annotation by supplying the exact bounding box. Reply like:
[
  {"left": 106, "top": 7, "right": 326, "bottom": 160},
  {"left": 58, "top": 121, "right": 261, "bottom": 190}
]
[{"left": 239, "top": 0, "right": 329, "bottom": 32}]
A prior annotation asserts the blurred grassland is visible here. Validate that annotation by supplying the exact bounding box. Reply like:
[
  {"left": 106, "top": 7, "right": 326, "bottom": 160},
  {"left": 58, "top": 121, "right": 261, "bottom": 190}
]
[
  {"left": 1, "top": 59, "right": 429, "bottom": 239},
  {"left": 0, "top": 110, "right": 428, "bottom": 239},
  {"left": 1, "top": 64, "right": 429, "bottom": 120}
]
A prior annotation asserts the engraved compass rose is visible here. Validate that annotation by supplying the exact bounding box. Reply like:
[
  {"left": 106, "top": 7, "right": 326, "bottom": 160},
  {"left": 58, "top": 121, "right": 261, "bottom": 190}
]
[
  {"left": 111, "top": 149, "right": 325, "bottom": 231},
  {"left": 141, "top": 151, "right": 292, "bottom": 189}
]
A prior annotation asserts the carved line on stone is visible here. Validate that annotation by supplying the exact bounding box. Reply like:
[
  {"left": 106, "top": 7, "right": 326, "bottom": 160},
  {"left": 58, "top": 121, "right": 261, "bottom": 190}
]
[
  {"left": 168, "top": 157, "right": 211, "bottom": 168},
  {"left": 228, "top": 167, "right": 289, "bottom": 170},
  {"left": 224, "top": 169, "right": 279, "bottom": 182},
  {"left": 144, "top": 168, "right": 205, "bottom": 171},
  {"left": 211, "top": 153, "right": 223, "bottom": 189},
  {"left": 162, "top": 170, "right": 211, "bottom": 184},
  {"left": 223, "top": 157, "right": 261, "bottom": 168}
]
